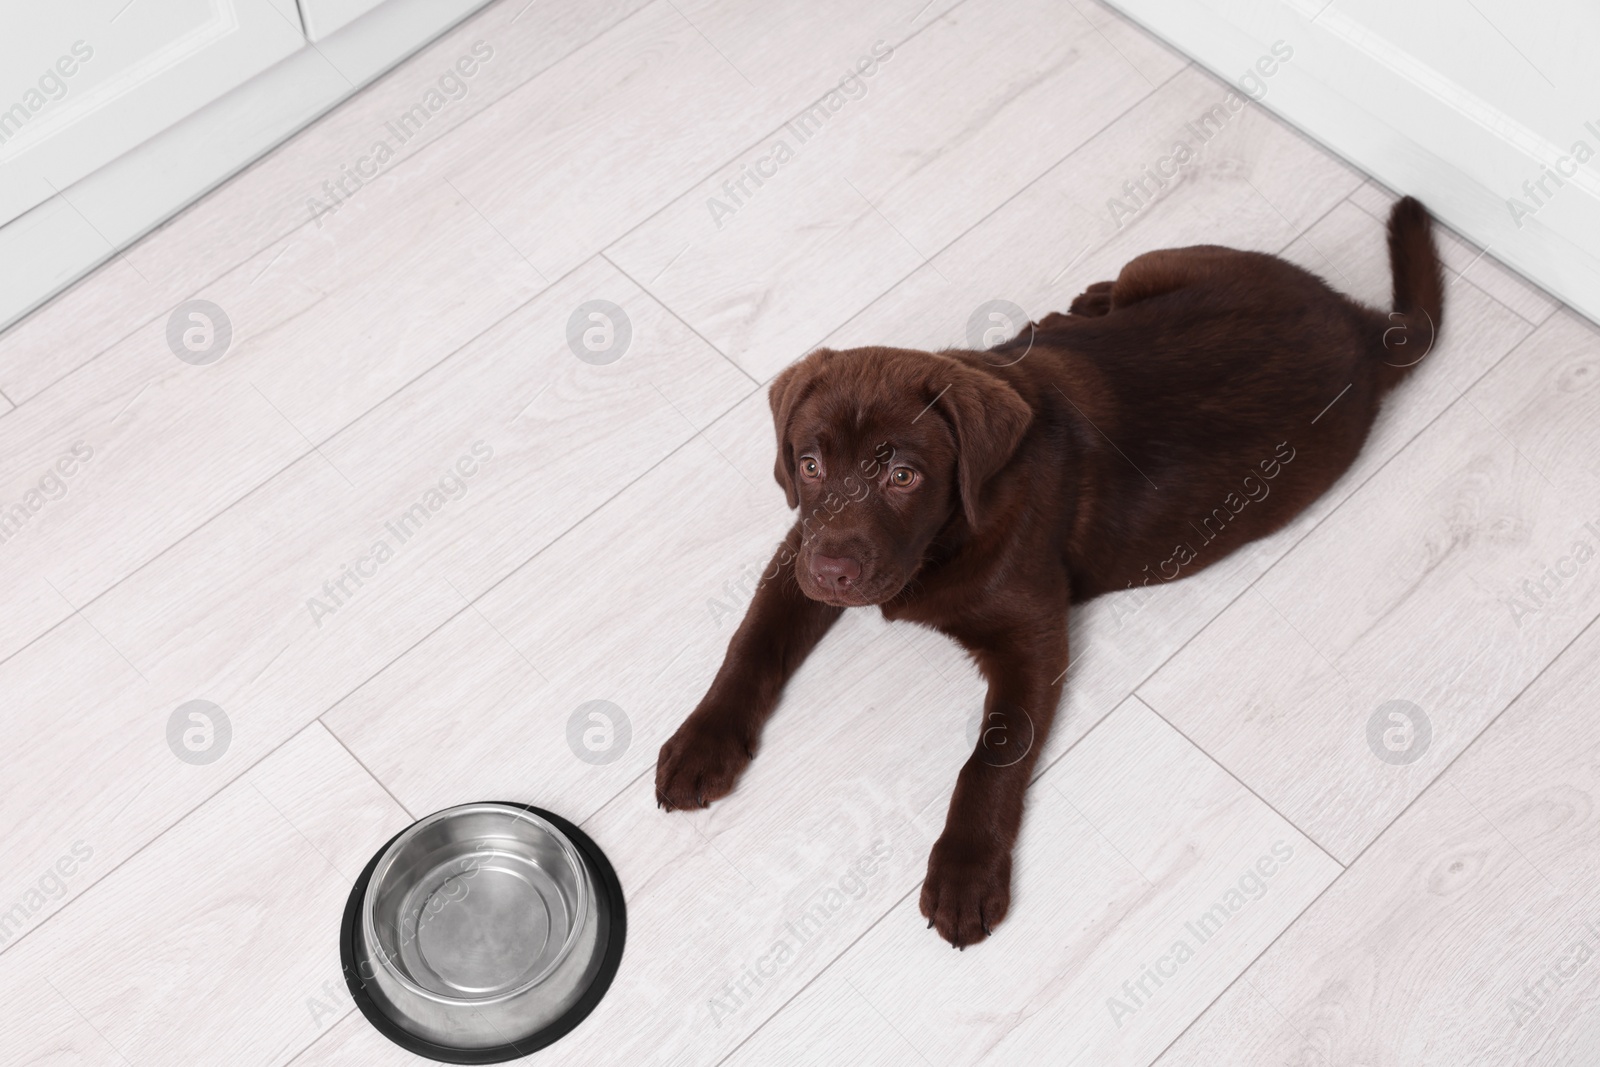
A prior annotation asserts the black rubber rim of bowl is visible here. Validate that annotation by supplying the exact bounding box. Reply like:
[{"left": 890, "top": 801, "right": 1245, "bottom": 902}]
[{"left": 340, "top": 803, "right": 626, "bottom": 1063}]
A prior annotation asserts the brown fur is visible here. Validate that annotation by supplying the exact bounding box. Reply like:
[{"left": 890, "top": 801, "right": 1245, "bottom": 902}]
[{"left": 656, "top": 197, "right": 1444, "bottom": 948}]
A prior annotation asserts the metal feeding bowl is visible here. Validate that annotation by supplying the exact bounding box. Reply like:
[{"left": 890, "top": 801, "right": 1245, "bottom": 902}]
[{"left": 341, "top": 803, "right": 625, "bottom": 1063}]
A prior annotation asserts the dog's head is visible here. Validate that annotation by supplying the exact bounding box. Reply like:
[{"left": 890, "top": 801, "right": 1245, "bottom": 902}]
[{"left": 769, "top": 346, "right": 1032, "bottom": 607}]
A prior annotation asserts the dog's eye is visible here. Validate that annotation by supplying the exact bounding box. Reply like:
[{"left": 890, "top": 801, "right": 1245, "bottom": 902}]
[
  {"left": 799, "top": 457, "right": 820, "bottom": 479},
  {"left": 890, "top": 467, "right": 917, "bottom": 488}
]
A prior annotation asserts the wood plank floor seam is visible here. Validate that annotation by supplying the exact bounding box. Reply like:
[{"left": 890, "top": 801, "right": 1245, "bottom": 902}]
[
  {"left": 0, "top": 369, "right": 758, "bottom": 959},
  {"left": 599, "top": 251, "right": 758, "bottom": 385},
  {"left": 0, "top": 716, "right": 329, "bottom": 961},
  {"left": 0, "top": 247, "right": 717, "bottom": 676},
  {"left": 687, "top": 673, "right": 1291, "bottom": 1066},
  {"left": 1147, "top": 605, "right": 1600, "bottom": 1066},
  {"left": 5, "top": 4, "right": 1590, "bottom": 1064}
]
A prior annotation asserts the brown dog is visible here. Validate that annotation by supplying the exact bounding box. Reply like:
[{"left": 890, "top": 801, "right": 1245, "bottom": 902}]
[{"left": 656, "top": 197, "right": 1444, "bottom": 948}]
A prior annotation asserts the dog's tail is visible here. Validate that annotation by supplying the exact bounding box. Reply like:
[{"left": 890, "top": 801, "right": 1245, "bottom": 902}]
[{"left": 1376, "top": 196, "right": 1445, "bottom": 390}]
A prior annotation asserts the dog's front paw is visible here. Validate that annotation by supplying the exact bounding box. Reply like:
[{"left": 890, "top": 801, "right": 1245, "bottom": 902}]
[
  {"left": 920, "top": 833, "right": 1012, "bottom": 949},
  {"left": 654, "top": 717, "right": 754, "bottom": 811}
]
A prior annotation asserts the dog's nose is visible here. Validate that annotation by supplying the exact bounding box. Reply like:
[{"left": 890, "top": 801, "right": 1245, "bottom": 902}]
[{"left": 810, "top": 554, "right": 862, "bottom": 591}]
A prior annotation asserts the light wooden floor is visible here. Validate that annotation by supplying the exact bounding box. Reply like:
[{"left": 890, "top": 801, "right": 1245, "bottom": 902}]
[{"left": 2, "top": 1, "right": 1597, "bottom": 1065}]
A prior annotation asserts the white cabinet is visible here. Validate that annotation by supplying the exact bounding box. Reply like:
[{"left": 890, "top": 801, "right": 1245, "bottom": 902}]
[
  {"left": 0, "top": 0, "right": 494, "bottom": 332},
  {"left": 1104, "top": 0, "right": 1600, "bottom": 323},
  {"left": 298, "top": 0, "right": 388, "bottom": 41},
  {"left": 0, "top": 0, "right": 306, "bottom": 226}
]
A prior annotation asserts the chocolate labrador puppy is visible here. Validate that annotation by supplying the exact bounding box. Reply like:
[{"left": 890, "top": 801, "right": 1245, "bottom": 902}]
[{"left": 656, "top": 198, "right": 1443, "bottom": 947}]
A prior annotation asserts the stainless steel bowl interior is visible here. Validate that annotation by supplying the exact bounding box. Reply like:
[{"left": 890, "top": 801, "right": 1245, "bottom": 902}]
[{"left": 363, "top": 805, "right": 590, "bottom": 1005}]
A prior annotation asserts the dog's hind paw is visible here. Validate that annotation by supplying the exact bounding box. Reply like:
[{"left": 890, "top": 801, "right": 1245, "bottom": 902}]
[{"left": 1069, "top": 280, "right": 1114, "bottom": 317}]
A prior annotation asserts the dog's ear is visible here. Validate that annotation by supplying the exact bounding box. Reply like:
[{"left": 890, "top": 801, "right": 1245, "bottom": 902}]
[
  {"left": 933, "top": 359, "right": 1032, "bottom": 528},
  {"left": 768, "top": 350, "right": 831, "bottom": 509}
]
